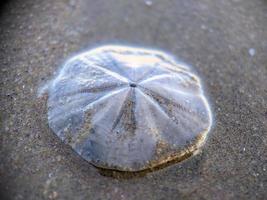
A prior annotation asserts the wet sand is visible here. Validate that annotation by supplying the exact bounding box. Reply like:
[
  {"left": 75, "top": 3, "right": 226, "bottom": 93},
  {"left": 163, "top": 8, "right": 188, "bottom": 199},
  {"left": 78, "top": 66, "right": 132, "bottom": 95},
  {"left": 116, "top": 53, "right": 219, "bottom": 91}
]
[{"left": 0, "top": 0, "right": 267, "bottom": 199}]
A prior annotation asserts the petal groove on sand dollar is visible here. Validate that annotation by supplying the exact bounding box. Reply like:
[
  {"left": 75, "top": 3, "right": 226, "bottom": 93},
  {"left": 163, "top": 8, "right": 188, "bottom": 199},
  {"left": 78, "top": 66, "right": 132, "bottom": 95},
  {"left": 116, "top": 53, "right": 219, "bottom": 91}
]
[{"left": 44, "top": 45, "right": 212, "bottom": 171}]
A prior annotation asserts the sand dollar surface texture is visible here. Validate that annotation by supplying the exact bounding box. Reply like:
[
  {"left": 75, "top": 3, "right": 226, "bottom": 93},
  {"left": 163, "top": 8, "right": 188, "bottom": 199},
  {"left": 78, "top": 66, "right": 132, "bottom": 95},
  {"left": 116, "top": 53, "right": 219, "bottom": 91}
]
[{"left": 42, "top": 45, "right": 212, "bottom": 171}]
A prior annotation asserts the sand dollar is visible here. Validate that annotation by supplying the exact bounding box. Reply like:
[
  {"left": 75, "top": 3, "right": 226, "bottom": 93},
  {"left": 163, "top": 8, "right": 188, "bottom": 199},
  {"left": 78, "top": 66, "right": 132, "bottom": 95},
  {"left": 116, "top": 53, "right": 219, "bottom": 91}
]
[{"left": 43, "top": 45, "right": 212, "bottom": 171}]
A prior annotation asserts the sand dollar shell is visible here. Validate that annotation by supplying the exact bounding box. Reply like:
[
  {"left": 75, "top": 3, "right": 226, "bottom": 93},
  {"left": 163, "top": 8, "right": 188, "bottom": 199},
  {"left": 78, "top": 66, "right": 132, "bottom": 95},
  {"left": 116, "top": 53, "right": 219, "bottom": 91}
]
[{"left": 45, "top": 45, "right": 212, "bottom": 171}]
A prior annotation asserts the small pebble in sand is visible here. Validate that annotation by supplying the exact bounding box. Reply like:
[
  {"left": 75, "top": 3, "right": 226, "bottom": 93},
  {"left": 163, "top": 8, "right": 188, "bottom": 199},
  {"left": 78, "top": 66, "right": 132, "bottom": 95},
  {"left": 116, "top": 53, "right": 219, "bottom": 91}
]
[
  {"left": 145, "top": 0, "right": 153, "bottom": 6},
  {"left": 249, "top": 48, "right": 256, "bottom": 57}
]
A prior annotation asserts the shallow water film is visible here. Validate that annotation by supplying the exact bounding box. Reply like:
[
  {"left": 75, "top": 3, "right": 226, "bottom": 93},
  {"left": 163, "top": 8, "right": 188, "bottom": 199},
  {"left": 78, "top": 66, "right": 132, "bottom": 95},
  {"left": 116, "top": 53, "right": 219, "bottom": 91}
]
[{"left": 42, "top": 45, "right": 212, "bottom": 171}]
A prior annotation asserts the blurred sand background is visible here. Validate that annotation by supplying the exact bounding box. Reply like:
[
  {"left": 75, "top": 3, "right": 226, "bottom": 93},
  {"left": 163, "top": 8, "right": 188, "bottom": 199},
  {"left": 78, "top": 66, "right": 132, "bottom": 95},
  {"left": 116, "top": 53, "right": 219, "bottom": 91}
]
[{"left": 0, "top": 0, "right": 266, "bottom": 199}]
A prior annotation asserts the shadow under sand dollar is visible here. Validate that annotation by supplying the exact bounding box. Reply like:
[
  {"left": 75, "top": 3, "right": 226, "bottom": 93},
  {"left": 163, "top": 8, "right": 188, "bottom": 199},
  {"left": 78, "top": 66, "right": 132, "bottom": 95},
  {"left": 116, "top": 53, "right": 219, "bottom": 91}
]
[{"left": 97, "top": 149, "right": 197, "bottom": 179}]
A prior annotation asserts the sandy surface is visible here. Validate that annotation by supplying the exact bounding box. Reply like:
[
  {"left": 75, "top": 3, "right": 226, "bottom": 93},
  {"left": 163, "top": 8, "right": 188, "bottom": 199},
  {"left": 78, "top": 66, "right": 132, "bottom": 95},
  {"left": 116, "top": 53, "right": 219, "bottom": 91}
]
[{"left": 0, "top": 0, "right": 267, "bottom": 199}]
